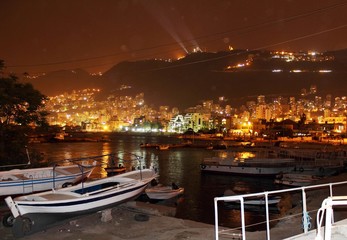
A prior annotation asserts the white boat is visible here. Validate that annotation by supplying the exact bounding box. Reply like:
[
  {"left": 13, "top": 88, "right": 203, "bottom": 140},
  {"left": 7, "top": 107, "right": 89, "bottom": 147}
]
[
  {"left": 200, "top": 149, "right": 344, "bottom": 177},
  {"left": 0, "top": 164, "right": 95, "bottom": 197},
  {"left": 223, "top": 189, "right": 281, "bottom": 206},
  {"left": 200, "top": 156, "right": 296, "bottom": 176},
  {"left": 274, "top": 172, "right": 322, "bottom": 187},
  {"left": 104, "top": 165, "right": 126, "bottom": 176},
  {"left": 4, "top": 169, "right": 157, "bottom": 237},
  {"left": 277, "top": 149, "right": 345, "bottom": 176},
  {"left": 145, "top": 183, "right": 184, "bottom": 200},
  {"left": 223, "top": 189, "right": 281, "bottom": 212}
]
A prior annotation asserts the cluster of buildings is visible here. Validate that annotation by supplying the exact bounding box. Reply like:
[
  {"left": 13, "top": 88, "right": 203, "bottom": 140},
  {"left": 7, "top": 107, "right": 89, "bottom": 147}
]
[{"left": 44, "top": 84, "right": 347, "bottom": 140}]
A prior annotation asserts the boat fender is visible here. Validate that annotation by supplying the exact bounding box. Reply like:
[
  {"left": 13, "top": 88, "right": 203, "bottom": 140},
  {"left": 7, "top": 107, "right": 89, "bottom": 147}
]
[
  {"left": 201, "top": 164, "right": 206, "bottom": 169},
  {"left": 299, "top": 167, "right": 304, "bottom": 172},
  {"left": 62, "top": 182, "right": 73, "bottom": 188}
]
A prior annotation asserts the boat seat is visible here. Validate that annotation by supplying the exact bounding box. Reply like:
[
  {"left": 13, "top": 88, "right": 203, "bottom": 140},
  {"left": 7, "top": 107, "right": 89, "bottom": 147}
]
[
  {"left": 40, "top": 192, "right": 81, "bottom": 200},
  {"left": 23, "top": 196, "right": 47, "bottom": 201},
  {"left": 13, "top": 174, "right": 30, "bottom": 180},
  {"left": 54, "top": 167, "right": 74, "bottom": 175}
]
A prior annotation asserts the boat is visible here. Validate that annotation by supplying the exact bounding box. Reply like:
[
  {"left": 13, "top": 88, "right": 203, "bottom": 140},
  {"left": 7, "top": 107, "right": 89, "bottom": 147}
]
[
  {"left": 223, "top": 189, "right": 281, "bottom": 206},
  {"left": 140, "top": 143, "right": 159, "bottom": 148},
  {"left": 223, "top": 189, "right": 281, "bottom": 212},
  {"left": 145, "top": 182, "right": 184, "bottom": 200},
  {"left": 200, "top": 148, "right": 344, "bottom": 177},
  {"left": 200, "top": 156, "right": 296, "bottom": 176},
  {"left": 104, "top": 165, "right": 126, "bottom": 176},
  {"left": 274, "top": 172, "right": 322, "bottom": 187},
  {"left": 206, "top": 144, "right": 228, "bottom": 150},
  {"left": 277, "top": 148, "right": 345, "bottom": 176},
  {"left": 0, "top": 164, "right": 95, "bottom": 197},
  {"left": 157, "top": 144, "right": 170, "bottom": 150},
  {"left": 4, "top": 168, "right": 157, "bottom": 237}
]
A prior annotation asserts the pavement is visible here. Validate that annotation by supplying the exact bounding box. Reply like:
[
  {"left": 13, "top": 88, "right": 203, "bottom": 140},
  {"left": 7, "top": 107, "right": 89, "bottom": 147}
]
[{"left": 0, "top": 201, "right": 218, "bottom": 240}]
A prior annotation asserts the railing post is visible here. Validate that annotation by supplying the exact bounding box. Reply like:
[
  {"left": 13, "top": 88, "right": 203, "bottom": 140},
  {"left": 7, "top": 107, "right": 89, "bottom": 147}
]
[
  {"left": 53, "top": 163, "right": 56, "bottom": 189},
  {"left": 265, "top": 192, "right": 271, "bottom": 240},
  {"left": 214, "top": 198, "right": 219, "bottom": 240},
  {"left": 329, "top": 183, "right": 335, "bottom": 225},
  {"left": 301, "top": 188, "right": 309, "bottom": 233},
  {"left": 325, "top": 198, "right": 333, "bottom": 240},
  {"left": 240, "top": 198, "right": 246, "bottom": 240}
]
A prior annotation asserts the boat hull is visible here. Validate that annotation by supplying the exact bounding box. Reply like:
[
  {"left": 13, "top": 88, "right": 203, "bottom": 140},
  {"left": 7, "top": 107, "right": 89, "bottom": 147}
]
[
  {"left": 200, "top": 155, "right": 343, "bottom": 177},
  {"left": 12, "top": 183, "right": 148, "bottom": 216},
  {"left": 10, "top": 188, "right": 143, "bottom": 238},
  {"left": 200, "top": 164, "right": 295, "bottom": 176}
]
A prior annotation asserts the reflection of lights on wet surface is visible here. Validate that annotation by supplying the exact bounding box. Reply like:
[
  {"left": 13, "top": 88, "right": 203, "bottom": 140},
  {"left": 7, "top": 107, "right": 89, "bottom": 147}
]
[
  {"left": 219, "top": 207, "right": 279, "bottom": 231},
  {"left": 237, "top": 152, "right": 256, "bottom": 159}
]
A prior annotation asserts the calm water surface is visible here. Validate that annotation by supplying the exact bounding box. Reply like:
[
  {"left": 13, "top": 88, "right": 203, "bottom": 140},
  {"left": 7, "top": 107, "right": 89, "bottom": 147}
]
[{"left": 29, "top": 133, "right": 282, "bottom": 229}]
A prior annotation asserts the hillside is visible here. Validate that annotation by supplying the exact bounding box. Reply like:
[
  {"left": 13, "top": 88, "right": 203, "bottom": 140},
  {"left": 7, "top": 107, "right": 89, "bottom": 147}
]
[{"left": 22, "top": 49, "right": 347, "bottom": 110}]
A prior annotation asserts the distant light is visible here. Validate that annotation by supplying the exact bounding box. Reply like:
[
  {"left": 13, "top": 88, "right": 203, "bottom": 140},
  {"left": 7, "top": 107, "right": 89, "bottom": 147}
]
[
  {"left": 319, "top": 70, "right": 332, "bottom": 73},
  {"left": 193, "top": 47, "right": 202, "bottom": 53},
  {"left": 272, "top": 69, "right": 283, "bottom": 73}
]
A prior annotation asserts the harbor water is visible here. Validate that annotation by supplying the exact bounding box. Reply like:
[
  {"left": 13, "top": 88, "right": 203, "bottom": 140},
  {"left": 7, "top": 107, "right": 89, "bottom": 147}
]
[{"left": 29, "top": 133, "right": 283, "bottom": 230}]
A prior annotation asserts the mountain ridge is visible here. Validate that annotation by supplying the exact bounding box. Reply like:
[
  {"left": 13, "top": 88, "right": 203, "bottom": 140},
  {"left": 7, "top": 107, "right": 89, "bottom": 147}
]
[{"left": 22, "top": 49, "right": 347, "bottom": 109}]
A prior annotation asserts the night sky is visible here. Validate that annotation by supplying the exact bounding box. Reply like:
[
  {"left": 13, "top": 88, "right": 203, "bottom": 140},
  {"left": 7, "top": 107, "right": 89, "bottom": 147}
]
[{"left": 1, "top": 0, "right": 347, "bottom": 74}]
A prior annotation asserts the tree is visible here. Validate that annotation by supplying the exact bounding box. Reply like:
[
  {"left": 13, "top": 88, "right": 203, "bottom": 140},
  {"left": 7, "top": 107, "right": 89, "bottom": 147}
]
[
  {"left": 0, "top": 76, "right": 48, "bottom": 126},
  {"left": 0, "top": 61, "right": 48, "bottom": 164}
]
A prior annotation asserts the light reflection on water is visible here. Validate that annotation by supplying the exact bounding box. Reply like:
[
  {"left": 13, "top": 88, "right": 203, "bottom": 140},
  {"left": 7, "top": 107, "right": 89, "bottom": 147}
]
[{"left": 29, "top": 134, "right": 282, "bottom": 230}]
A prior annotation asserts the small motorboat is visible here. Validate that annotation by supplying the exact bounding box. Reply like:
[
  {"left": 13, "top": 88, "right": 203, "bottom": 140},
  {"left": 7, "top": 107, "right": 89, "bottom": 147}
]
[
  {"left": 104, "top": 164, "right": 126, "bottom": 176},
  {"left": 274, "top": 172, "right": 322, "bottom": 187},
  {"left": 157, "top": 144, "right": 170, "bottom": 150},
  {"left": 145, "top": 182, "right": 184, "bottom": 200},
  {"left": 5, "top": 169, "right": 157, "bottom": 237},
  {"left": 223, "top": 189, "right": 281, "bottom": 212}
]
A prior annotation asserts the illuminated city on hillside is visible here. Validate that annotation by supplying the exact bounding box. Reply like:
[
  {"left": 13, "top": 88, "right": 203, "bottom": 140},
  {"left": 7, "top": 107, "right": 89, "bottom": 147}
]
[{"left": 44, "top": 82, "right": 347, "bottom": 138}]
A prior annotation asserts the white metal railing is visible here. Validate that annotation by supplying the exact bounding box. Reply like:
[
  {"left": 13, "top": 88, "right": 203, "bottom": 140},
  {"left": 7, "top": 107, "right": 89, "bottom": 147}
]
[
  {"left": 315, "top": 196, "right": 347, "bottom": 240},
  {"left": 214, "top": 180, "right": 347, "bottom": 240}
]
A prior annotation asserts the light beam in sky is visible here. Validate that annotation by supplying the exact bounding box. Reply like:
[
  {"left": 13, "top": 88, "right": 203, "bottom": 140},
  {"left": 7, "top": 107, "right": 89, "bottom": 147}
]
[{"left": 143, "top": 2, "right": 200, "bottom": 54}]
